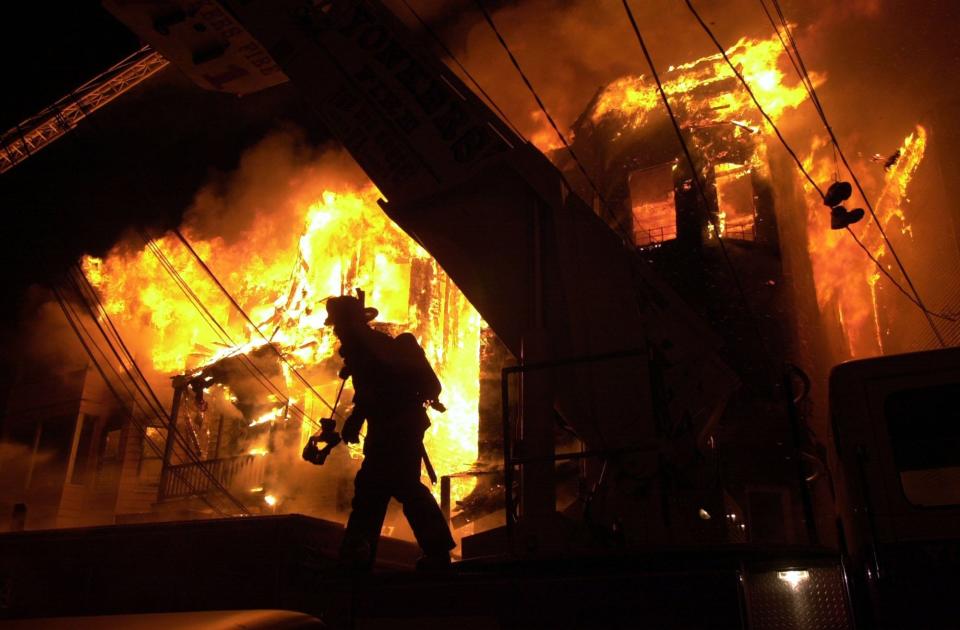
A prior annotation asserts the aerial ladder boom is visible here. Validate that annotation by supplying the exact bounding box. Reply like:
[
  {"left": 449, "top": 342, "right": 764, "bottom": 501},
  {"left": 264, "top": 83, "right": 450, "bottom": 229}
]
[{"left": 0, "top": 46, "right": 168, "bottom": 174}]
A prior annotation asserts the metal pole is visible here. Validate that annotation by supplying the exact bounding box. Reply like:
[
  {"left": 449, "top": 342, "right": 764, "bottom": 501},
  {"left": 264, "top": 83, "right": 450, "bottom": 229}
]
[
  {"left": 158, "top": 382, "right": 186, "bottom": 500},
  {"left": 23, "top": 421, "right": 43, "bottom": 493},
  {"left": 440, "top": 476, "right": 451, "bottom": 522},
  {"left": 502, "top": 368, "right": 514, "bottom": 542},
  {"left": 520, "top": 200, "right": 555, "bottom": 521},
  {"left": 783, "top": 369, "right": 818, "bottom": 545},
  {"left": 213, "top": 414, "right": 224, "bottom": 459}
]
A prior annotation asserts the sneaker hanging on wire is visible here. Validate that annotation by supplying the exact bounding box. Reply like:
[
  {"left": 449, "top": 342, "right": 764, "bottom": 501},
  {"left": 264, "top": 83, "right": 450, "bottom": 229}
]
[
  {"left": 824, "top": 181, "right": 853, "bottom": 207},
  {"left": 830, "top": 205, "right": 865, "bottom": 230}
]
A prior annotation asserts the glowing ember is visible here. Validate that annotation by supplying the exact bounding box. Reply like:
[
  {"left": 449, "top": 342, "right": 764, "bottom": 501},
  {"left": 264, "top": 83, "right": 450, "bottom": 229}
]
[{"left": 250, "top": 406, "right": 287, "bottom": 427}]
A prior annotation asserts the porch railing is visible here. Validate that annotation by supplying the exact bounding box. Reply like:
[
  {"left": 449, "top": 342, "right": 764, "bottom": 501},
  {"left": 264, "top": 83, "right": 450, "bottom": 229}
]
[{"left": 158, "top": 454, "right": 267, "bottom": 502}]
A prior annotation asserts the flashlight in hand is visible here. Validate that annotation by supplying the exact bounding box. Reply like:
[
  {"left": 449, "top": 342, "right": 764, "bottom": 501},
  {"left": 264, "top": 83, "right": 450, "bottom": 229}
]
[{"left": 301, "top": 418, "right": 341, "bottom": 466}]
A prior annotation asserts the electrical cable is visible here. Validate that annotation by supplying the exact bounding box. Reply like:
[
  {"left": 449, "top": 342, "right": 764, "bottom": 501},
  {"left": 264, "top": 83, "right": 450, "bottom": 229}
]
[
  {"left": 472, "top": 0, "right": 631, "bottom": 237},
  {"left": 41, "top": 76, "right": 316, "bottom": 514},
  {"left": 54, "top": 284, "right": 236, "bottom": 517},
  {"left": 11, "top": 90, "right": 240, "bottom": 515},
  {"left": 57, "top": 294, "right": 230, "bottom": 517},
  {"left": 619, "top": 0, "right": 779, "bottom": 375},
  {"left": 145, "top": 234, "right": 326, "bottom": 428},
  {"left": 755, "top": 0, "right": 959, "bottom": 326},
  {"left": 54, "top": 75, "right": 331, "bottom": 435},
  {"left": 844, "top": 228, "right": 959, "bottom": 322},
  {"left": 172, "top": 228, "right": 337, "bottom": 414},
  {"left": 138, "top": 236, "right": 325, "bottom": 430},
  {"left": 757, "top": 0, "right": 822, "bottom": 119},
  {"left": 683, "top": 0, "right": 945, "bottom": 346},
  {"left": 397, "top": 0, "right": 526, "bottom": 141},
  {"left": 764, "top": 0, "right": 948, "bottom": 340},
  {"left": 67, "top": 268, "right": 252, "bottom": 514},
  {"left": 67, "top": 278, "right": 247, "bottom": 517},
  {"left": 67, "top": 271, "right": 250, "bottom": 514},
  {"left": 70, "top": 267, "right": 182, "bottom": 428},
  {"left": 54, "top": 65, "right": 337, "bottom": 418}
]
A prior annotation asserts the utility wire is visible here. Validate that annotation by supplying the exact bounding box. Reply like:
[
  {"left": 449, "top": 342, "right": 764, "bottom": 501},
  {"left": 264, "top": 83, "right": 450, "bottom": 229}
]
[
  {"left": 139, "top": 235, "right": 325, "bottom": 430},
  {"left": 473, "top": 0, "right": 630, "bottom": 236},
  {"left": 45, "top": 80, "right": 313, "bottom": 511},
  {"left": 54, "top": 288, "right": 173, "bottom": 470},
  {"left": 619, "top": 0, "right": 778, "bottom": 374},
  {"left": 757, "top": 0, "right": 823, "bottom": 120},
  {"left": 763, "top": 0, "right": 947, "bottom": 340},
  {"left": 68, "top": 267, "right": 251, "bottom": 514},
  {"left": 71, "top": 267, "right": 178, "bottom": 428},
  {"left": 54, "top": 284, "right": 236, "bottom": 517},
  {"left": 754, "top": 1, "right": 958, "bottom": 325},
  {"left": 70, "top": 271, "right": 245, "bottom": 516},
  {"left": 844, "top": 228, "right": 959, "bottom": 322},
  {"left": 397, "top": 0, "right": 526, "bottom": 141},
  {"left": 52, "top": 72, "right": 335, "bottom": 418},
  {"left": 683, "top": 0, "right": 945, "bottom": 346},
  {"left": 57, "top": 288, "right": 228, "bottom": 516},
  {"left": 68, "top": 269, "right": 251, "bottom": 513},
  {"left": 172, "top": 228, "right": 335, "bottom": 413},
  {"left": 17, "top": 99, "right": 241, "bottom": 514}
]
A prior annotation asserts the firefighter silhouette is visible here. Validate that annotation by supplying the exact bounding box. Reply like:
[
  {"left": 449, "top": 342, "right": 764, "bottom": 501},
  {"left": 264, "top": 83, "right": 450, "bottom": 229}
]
[{"left": 325, "top": 291, "right": 455, "bottom": 571}]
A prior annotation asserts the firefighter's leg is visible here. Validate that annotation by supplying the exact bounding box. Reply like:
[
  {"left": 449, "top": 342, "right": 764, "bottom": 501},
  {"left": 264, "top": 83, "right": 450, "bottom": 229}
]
[
  {"left": 340, "top": 460, "right": 390, "bottom": 569},
  {"left": 398, "top": 480, "right": 456, "bottom": 556},
  {"left": 393, "top": 446, "right": 455, "bottom": 557}
]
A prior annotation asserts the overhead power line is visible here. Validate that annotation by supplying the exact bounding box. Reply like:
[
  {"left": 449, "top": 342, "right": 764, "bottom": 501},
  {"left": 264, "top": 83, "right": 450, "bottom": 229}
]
[
  {"left": 138, "top": 235, "right": 326, "bottom": 431},
  {"left": 397, "top": 0, "right": 526, "bottom": 141},
  {"left": 55, "top": 279, "right": 249, "bottom": 516},
  {"left": 472, "top": 0, "right": 631, "bottom": 237},
  {"left": 172, "top": 228, "right": 335, "bottom": 413},
  {"left": 619, "top": 0, "right": 778, "bottom": 376},
  {"left": 69, "top": 266, "right": 254, "bottom": 510},
  {"left": 68, "top": 267, "right": 251, "bottom": 514},
  {"left": 760, "top": 0, "right": 951, "bottom": 337},
  {"left": 682, "top": 0, "right": 945, "bottom": 346}
]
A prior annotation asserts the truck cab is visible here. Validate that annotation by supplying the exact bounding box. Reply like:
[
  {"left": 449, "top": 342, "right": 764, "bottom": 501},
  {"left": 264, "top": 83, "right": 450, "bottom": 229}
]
[{"left": 831, "top": 347, "right": 960, "bottom": 627}]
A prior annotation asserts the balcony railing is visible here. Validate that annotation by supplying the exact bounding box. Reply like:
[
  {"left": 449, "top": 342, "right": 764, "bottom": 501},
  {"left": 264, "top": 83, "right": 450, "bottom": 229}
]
[{"left": 159, "top": 454, "right": 266, "bottom": 502}]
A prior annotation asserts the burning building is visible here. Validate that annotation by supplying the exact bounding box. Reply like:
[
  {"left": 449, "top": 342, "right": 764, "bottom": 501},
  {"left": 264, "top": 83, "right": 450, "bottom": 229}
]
[
  {"left": 1, "top": 0, "right": 959, "bottom": 570},
  {"left": 2, "top": 1, "right": 960, "bottom": 627}
]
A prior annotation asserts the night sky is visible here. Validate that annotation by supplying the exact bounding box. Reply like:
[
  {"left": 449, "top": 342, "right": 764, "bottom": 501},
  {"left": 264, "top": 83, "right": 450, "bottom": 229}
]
[{"left": 0, "top": 4, "right": 320, "bottom": 322}]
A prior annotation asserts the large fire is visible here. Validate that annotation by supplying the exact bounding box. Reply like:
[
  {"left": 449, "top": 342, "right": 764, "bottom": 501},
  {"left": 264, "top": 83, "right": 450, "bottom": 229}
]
[
  {"left": 73, "top": 29, "right": 929, "bottom": 527},
  {"left": 589, "top": 34, "right": 820, "bottom": 135},
  {"left": 587, "top": 32, "right": 927, "bottom": 359},
  {"left": 802, "top": 126, "right": 928, "bottom": 357},
  {"left": 82, "top": 174, "right": 481, "bottom": 512}
]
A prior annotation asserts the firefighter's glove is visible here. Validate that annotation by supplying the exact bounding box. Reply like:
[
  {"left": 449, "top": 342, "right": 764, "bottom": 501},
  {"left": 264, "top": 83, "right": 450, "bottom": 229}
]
[{"left": 341, "top": 412, "right": 363, "bottom": 444}]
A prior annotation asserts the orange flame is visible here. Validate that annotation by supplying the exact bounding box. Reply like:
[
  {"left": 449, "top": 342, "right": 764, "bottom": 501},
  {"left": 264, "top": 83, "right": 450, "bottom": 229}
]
[
  {"left": 590, "top": 34, "right": 821, "bottom": 132},
  {"left": 802, "top": 127, "right": 927, "bottom": 357},
  {"left": 83, "top": 177, "right": 480, "bottom": 505}
]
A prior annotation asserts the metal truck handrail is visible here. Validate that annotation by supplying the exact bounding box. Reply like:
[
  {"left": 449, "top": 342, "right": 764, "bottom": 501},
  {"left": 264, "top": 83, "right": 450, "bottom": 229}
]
[{"left": 501, "top": 347, "right": 651, "bottom": 541}]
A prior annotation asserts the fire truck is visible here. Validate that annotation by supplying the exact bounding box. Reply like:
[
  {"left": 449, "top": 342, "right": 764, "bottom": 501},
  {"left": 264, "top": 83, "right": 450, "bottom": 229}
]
[{"left": 1, "top": 1, "right": 958, "bottom": 627}]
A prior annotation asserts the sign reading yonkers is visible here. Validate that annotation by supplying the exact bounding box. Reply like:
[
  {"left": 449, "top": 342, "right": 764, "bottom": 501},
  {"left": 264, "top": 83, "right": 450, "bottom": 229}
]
[{"left": 220, "top": 0, "right": 521, "bottom": 204}]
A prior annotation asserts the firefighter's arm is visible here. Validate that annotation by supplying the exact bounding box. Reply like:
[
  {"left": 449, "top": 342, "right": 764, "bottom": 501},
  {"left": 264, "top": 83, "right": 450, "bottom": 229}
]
[{"left": 340, "top": 404, "right": 366, "bottom": 444}]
